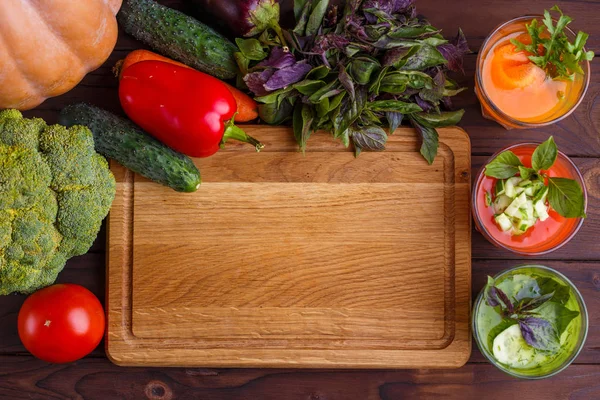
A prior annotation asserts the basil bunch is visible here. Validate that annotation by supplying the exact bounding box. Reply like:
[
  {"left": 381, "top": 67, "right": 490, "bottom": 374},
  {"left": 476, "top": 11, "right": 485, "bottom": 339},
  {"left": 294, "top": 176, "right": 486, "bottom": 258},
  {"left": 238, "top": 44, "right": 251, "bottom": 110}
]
[{"left": 235, "top": 0, "right": 469, "bottom": 163}]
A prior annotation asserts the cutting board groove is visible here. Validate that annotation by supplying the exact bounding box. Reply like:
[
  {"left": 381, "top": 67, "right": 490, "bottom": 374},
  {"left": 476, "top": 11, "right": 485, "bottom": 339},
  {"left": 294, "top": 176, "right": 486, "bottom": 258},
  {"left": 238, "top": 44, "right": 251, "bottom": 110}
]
[{"left": 107, "top": 126, "right": 471, "bottom": 368}]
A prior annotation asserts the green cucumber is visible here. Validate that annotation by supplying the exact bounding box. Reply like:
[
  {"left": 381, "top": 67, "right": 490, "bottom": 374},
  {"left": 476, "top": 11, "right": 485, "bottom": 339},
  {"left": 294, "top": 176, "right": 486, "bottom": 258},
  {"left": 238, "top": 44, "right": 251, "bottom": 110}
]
[
  {"left": 493, "top": 324, "right": 535, "bottom": 367},
  {"left": 58, "top": 104, "right": 201, "bottom": 193},
  {"left": 505, "top": 193, "right": 527, "bottom": 217},
  {"left": 494, "top": 213, "right": 512, "bottom": 232},
  {"left": 505, "top": 177, "right": 522, "bottom": 198},
  {"left": 534, "top": 200, "right": 550, "bottom": 221},
  {"left": 118, "top": 0, "right": 238, "bottom": 79},
  {"left": 494, "top": 194, "right": 512, "bottom": 214}
]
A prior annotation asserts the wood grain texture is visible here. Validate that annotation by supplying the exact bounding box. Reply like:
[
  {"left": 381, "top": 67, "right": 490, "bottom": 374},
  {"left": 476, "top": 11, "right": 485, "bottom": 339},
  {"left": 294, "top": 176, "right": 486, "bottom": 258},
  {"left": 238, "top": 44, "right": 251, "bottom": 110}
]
[
  {"left": 2, "top": 356, "right": 600, "bottom": 400},
  {"left": 106, "top": 126, "right": 472, "bottom": 368}
]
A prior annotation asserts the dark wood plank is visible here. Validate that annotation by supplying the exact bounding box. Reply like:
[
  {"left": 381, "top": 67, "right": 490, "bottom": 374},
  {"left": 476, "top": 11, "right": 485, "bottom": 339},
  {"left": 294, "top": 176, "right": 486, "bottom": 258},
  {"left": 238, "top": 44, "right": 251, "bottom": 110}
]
[
  {"left": 472, "top": 157, "right": 600, "bottom": 260},
  {"left": 1, "top": 356, "right": 599, "bottom": 400}
]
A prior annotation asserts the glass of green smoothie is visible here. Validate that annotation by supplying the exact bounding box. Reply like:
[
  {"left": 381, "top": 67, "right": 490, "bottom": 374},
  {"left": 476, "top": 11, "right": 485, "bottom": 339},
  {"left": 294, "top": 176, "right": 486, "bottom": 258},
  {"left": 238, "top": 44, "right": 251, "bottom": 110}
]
[{"left": 472, "top": 265, "right": 588, "bottom": 379}]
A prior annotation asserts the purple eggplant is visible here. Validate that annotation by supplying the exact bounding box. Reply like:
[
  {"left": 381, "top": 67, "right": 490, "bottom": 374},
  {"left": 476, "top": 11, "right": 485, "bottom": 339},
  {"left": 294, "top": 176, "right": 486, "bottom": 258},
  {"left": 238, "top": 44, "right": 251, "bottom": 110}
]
[{"left": 185, "top": 0, "right": 289, "bottom": 38}]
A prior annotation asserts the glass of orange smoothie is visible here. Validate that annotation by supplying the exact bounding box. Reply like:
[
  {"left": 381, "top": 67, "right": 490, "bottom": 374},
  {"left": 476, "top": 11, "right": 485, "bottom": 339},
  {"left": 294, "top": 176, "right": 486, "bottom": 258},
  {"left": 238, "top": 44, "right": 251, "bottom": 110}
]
[
  {"left": 473, "top": 142, "right": 587, "bottom": 255},
  {"left": 475, "top": 14, "right": 592, "bottom": 129}
]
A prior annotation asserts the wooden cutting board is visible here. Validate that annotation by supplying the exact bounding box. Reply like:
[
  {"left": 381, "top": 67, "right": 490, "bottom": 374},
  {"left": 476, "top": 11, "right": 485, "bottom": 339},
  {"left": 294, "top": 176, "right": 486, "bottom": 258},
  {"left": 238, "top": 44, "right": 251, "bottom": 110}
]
[{"left": 106, "top": 126, "right": 471, "bottom": 368}]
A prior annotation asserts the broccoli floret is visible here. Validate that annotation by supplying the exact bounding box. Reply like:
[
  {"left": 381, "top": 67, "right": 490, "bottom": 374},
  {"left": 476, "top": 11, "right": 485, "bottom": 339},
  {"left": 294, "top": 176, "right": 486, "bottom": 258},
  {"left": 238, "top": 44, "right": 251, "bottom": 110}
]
[{"left": 0, "top": 110, "right": 115, "bottom": 295}]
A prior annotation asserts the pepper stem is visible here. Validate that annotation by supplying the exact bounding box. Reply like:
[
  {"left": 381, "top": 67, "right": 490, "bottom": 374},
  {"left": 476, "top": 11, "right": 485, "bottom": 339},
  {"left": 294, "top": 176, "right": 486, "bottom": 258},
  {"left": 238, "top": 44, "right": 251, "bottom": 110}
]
[{"left": 222, "top": 121, "right": 264, "bottom": 152}]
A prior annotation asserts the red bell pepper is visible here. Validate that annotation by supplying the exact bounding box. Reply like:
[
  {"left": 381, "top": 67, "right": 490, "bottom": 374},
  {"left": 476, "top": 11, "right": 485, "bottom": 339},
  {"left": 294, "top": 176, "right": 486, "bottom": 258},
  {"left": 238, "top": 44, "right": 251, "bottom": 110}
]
[{"left": 119, "top": 60, "right": 263, "bottom": 158}]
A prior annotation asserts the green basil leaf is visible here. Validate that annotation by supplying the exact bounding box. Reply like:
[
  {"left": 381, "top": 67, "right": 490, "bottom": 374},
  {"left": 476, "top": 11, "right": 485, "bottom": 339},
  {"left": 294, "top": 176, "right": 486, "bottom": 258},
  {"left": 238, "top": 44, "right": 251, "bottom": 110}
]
[
  {"left": 333, "top": 88, "right": 366, "bottom": 139},
  {"left": 234, "top": 52, "right": 250, "bottom": 75},
  {"left": 487, "top": 319, "right": 518, "bottom": 351},
  {"left": 315, "top": 97, "right": 330, "bottom": 118},
  {"left": 535, "top": 277, "right": 571, "bottom": 305},
  {"left": 254, "top": 87, "right": 294, "bottom": 104},
  {"left": 412, "top": 110, "right": 464, "bottom": 128},
  {"left": 368, "top": 100, "right": 422, "bottom": 114},
  {"left": 379, "top": 72, "right": 409, "bottom": 94},
  {"left": 305, "top": 0, "right": 329, "bottom": 36},
  {"left": 350, "top": 57, "right": 380, "bottom": 85},
  {"left": 360, "top": 109, "right": 382, "bottom": 126},
  {"left": 308, "top": 80, "right": 342, "bottom": 103},
  {"left": 421, "top": 37, "right": 449, "bottom": 46},
  {"left": 410, "top": 118, "right": 439, "bottom": 165},
  {"left": 294, "top": 0, "right": 308, "bottom": 20},
  {"left": 306, "top": 65, "right": 330, "bottom": 80},
  {"left": 235, "top": 38, "right": 267, "bottom": 61},
  {"left": 532, "top": 136, "right": 558, "bottom": 171},
  {"left": 548, "top": 177, "right": 586, "bottom": 218},
  {"left": 293, "top": 103, "right": 315, "bottom": 153},
  {"left": 259, "top": 100, "right": 294, "bottom": 125},
  {"left": 368, "top": 66, "right": 390, "bottom": 96},
  {"left": 345, "top": 44, "right": 362, "bottom": 58},
  {"left": 328, "top": 92, "right": 346, "bottom": 112},
  {"left": 293, "top": 0, "right": 311, "bottom": 35},
  {"left": 293, "top": 79, "right": 326, "bottom": 95},
  {"left": 401, "top": 70, "right": 434, "bottom": 90},
  {"left": 518, "top": 166, "right": 537, "bottom": 180},
  {"left": 484, "top": 151, "right": 523, "bottom": 179},
  {"left": 350, "top": 125, "right": 387, "bottom": 155},
  {"left": 388, "top": 25, "right": 441, "bottom": 39},
  {"left": 401, "top": 44, "right": 447, "bottom": 70},
  {"left": 372, "top": 36, "right": 421, "bottom": 50},
  {"left": 536, "top": 301, "right": 580, "bottom": 337}
]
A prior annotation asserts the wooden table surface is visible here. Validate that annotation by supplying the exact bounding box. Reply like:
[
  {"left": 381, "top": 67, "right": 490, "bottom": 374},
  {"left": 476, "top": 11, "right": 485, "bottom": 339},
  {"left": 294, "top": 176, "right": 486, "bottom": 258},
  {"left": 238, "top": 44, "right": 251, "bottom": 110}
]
[{"left": 2, "top": 0, "right": 600, "bottom": 398}]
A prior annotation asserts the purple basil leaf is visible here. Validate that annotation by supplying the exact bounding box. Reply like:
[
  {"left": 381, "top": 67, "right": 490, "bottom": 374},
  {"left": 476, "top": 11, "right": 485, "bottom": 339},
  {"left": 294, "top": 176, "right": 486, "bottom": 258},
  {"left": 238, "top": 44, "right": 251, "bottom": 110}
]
[
  {"left": 441, "top": 96, "right": 453, "bottom": 110},
  {"left": 351, "top": 125, "right": 388, "bottom": 154},
  {"left": 386, "top": 111, "right": 403, "bottom": 133},
  {"left": 244, "top": 69, "right": 275, "bottom": 96},
  {"left": 311, "top": 34, "right": 351, "bottom": 67},
  {"left": 496, "top": 287, "right": 514, "bottom": 314},
  {"left": 518, "top": 317, "right": 559, "bottom": 351},
  {"left": 392, "top": 0, "right": 415, "bottom": 13},
  {"left": 257, "top": 47, "right": 296, "bottom": 69},
  {"left": 264, "top": 61, "right": 312, "bottom": 91},
  {"left": 437, "top": 28, "right": 470, "bottom": 73},
  {"left": 486, "top": 286, "right": 501, "bottom": 307},
  {"left": 414, "top": 95, "right": 433, "bottom": 112},
  {"left": 338, "top": 64, "right": 356, "bottom": 100},
  {"left": 518, "top": 292, "right": 555, "bottom": 312}
]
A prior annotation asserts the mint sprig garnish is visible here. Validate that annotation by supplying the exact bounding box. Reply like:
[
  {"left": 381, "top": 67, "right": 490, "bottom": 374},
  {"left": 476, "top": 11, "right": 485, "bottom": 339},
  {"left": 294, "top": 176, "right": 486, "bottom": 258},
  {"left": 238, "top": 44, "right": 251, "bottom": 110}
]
[
  {"left": 484, "top": 136, "right": 586, "bottom": 218},
  {"left": 510, "top": 5, "right": 595, "bottom": 80},
  {"left": 485, "top": 276, "right": 579, "bottom": 352}
]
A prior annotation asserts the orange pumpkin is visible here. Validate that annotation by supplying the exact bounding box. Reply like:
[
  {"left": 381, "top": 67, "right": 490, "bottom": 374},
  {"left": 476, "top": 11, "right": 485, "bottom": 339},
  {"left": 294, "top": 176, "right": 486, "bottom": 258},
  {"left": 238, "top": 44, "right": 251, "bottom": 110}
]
[{"left": 0, "top": 0, "right": 123, "bottom": 110}]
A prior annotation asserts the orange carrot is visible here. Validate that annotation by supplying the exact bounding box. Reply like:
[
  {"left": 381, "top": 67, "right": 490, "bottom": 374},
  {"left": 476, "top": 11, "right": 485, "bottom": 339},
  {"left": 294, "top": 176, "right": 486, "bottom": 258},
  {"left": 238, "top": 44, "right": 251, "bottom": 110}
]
[{"left": 114, "top": 49, "right": 258, "bottom": 122}]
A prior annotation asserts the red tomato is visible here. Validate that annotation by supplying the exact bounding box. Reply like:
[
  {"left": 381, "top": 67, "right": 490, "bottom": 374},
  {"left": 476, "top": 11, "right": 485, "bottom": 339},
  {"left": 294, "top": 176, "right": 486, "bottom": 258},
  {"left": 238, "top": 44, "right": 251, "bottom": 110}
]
[{"left": 18, "top": 284, "right": 105, "bottom": 363}]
